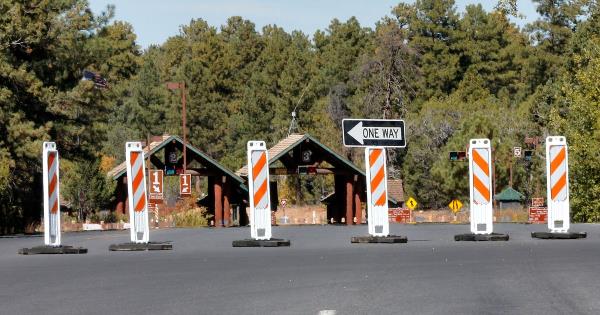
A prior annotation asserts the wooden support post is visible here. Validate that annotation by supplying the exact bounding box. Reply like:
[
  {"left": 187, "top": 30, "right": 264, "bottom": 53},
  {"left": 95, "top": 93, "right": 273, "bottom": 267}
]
[
  {"left": 345, "top": 175, "right": 354, "bottom": 225},
  {"left": 333, "top": 175, "right": 344, "bottom": 223},
  {"left": 214, "top": 176, "right": 223, "bottom": 227},
  {"left": 223, "top": 178, "right": 231, "bottom": 227},
  {"left": 115, "top": 176, "right": 127, "bottom": 215},
  {"left": 354, "top": 176, "right": 362, "bottom": 225}
]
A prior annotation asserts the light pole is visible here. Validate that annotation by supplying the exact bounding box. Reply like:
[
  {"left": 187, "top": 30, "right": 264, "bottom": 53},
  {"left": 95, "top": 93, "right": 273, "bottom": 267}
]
[{"left": 166, "top": 82, "right": 187, "bottom": 174}]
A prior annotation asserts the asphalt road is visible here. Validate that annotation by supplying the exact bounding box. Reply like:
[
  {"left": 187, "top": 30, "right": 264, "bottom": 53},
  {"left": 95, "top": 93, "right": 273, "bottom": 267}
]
[{"left": 1, "top": 223, "right": 599, "bottom": 315}]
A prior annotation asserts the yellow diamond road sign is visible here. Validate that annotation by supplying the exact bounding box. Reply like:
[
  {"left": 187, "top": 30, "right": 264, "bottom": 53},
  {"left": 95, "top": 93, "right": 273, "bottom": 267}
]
[
  {"left": 406, "top": 197, "right": 418, "bottom": 210},
  {"left": 449, "top": 199, "right": 463, "bottom": 213}
]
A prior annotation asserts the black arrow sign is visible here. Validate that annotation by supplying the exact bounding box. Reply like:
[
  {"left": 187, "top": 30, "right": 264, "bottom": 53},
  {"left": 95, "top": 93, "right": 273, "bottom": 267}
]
[{"left": 342, "top": 119, "right": 406, "bottom": 148}]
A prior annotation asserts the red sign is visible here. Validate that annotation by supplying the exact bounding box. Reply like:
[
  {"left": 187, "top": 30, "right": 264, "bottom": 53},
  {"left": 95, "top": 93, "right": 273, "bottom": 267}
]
[
  {"left": 389, "top": 208, "right": 411, "bottom": 223},
  {"left": 148, "top": 170, "right": 164, "bottom": 203},
  {"left": 179, "top": 174, "right": 192, "bottom": 196},
  {"left": 529, "top": 207, "right": 548, "bottom": 224},
  {"left": 531, "top": 197, "right": 544, "bottom": 207}
]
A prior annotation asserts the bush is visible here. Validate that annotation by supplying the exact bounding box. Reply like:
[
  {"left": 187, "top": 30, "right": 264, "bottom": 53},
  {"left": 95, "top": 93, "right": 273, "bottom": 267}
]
[{"left": 172, "top": 207, "right": 210, "bottom": 227}]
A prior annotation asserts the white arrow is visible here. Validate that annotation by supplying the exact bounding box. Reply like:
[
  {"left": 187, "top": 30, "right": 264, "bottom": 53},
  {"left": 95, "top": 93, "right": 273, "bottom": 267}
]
[{"left": 347, "top": 121, "right": 403, "bottom": 145}]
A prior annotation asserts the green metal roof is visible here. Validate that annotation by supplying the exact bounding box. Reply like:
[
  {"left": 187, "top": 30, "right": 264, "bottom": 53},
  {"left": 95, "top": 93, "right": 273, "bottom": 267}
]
[
  {"left": 494, "top": 187, "right": 525, "bottom": 202},
  {"left": 109, "top": 135, "right": 246, "bottom": 192},
  {"left": 278, "top": 134, "right": 365, "bottom": 176},
  {"left": 236, "top": 133, "right": 365, "bottom": 177}
]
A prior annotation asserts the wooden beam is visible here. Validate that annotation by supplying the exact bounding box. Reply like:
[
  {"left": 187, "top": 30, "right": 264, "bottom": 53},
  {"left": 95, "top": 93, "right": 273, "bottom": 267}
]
[
  {"left": 214, "top": 176, "right": 223, "bottom": 227},
  {"left": 345, "top": 175, "right": 354, "bottom": 225},
  {"left": 354, "top": 176, "right": 362, "bottom": 225},
  {"left": 149, "top": 155, "right": 165, "bottom": 169},
  {"left": 269, "top": 167, "right": 352, "bottom": 175}
]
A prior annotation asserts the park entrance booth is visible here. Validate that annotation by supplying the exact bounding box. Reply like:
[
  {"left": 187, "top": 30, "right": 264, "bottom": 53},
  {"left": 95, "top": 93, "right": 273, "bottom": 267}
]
[
  {"left": 236, "top": 134, "right": 366, "bottom": 225},
  {"left": 108, "top": 135, "right": 248, "bottom": 226}
]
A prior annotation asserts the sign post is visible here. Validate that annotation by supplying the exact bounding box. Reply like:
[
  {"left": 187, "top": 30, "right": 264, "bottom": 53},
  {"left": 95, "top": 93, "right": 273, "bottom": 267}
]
[
  {"left": 455, "top": 139, "right": 508, "bottom": 241},
  {"left": 109, "top": 142, "right": 172, "bottom": 251},
  {"left": 19, "top": 142, "right": 87, "bottom": 254},
  {"left": 343, "top": 119, "right": 405, "bottom": 147},
  {"left": 179, "top": 174, "right": 191, "bottom": 196},
  {"left": 532, "top": 136, "right": 586, "bottom": 239},
  {"left": 232, "top": 141, "right": 290, "bottom": 247},
  {"left": 148, "top": 170, "right": 164, "bottom": 202},
  {"left": 344, "top": 119, "right": 407, "bottom": 244}
]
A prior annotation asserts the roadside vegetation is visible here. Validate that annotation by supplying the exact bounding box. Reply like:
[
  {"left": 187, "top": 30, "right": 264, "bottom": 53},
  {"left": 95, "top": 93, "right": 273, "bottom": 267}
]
[{"left": 2, "top": 0, "right": 600, "bottom": 233}]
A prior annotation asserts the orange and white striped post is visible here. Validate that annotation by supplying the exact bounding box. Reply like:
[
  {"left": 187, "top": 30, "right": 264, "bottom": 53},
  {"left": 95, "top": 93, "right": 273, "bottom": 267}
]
[
  {"left": 43, "top": 142, "right": 61, "bottom": 246},
  {"left": 546, "top": 136, "right": 570, "bottom": 233},
  {"left": 468, "top": 139, "right": 493, "bottom": 234},
  {"left": 247, "top": 141, "right": 272, "bottom": 240},
  {"left": 126, "top": 142, "right": 149, "bottom": 243},
  {"left": 365, "top": 147, "right": 389, "bottom": 237}
]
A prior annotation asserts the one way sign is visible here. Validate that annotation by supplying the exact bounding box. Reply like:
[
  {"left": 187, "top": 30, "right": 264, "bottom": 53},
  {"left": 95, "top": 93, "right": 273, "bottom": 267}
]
[{"left": 342, "top": 119, "right": 406, "bottom": 148}]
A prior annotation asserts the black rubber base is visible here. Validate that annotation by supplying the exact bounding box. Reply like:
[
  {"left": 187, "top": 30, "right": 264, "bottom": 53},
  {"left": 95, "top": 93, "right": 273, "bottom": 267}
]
[
  {"left": 531, "top": 231, "right": 587, "bottom": 239},
  {"left": 19, "top": 245, "right": 87, "bottom": 255},
  {"left": 232, "top": 239, "right": 291, "bottom": 247},
  {"left": 109, "top": 242, "right": 173, "bottom": 251},
  {"left": 454, "top": 233, "right": 509, "bottom": 241},
  {"left": 351, "top": 235, "right": 408, "bottom": 244}
]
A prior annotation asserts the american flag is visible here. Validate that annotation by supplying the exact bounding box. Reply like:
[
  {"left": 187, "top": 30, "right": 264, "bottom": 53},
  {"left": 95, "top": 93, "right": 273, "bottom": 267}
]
[{"left": 82, "top": 70, "right": 108, "bottom": 89}]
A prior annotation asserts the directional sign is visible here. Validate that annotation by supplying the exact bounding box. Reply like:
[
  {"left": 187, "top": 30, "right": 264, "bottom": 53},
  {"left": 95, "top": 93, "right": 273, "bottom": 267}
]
[
  {"left": 342, "top": 119, "right": 406, "bottom": 148},
  {"left": 148, "top": 170, "right": 164, "bottom": 202},
  {"left": 531, "top": 197, "right": 544, "bottom": 207},
  {"left": 406, "top": 197, "right": 418, "bottom": 210},
  {"left": 448, "top": 199, "right": 463, "bottom": 213},
  {"left": 513, "top": 147, "right": 522, "bottom": 158},
  {"left": 179, "top": 174, "right": 191, "bottom": 196}
]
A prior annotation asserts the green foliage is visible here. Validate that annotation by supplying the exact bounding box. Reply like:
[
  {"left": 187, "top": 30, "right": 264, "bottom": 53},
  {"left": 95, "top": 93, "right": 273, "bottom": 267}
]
[
  {"left": 171, "top": 207, "right": 210, "bottom": 227},
  {"left": 4, "top": 0, "right": 600, "bottom": 233},
  {"left": 61, "top": 157, "right": 116, "bottom": 222},
  {"left": 550, "top": 37, "right": 600, "bottom": 221}
]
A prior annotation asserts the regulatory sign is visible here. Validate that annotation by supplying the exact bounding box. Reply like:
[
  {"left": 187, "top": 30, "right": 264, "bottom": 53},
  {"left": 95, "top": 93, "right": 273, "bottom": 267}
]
[
  {"left": 448, "top": 199, "right": 463, "bottom": 213},
  {"left": 342, "top": 119, "right": 406, "bottom": 148},
  {"left": 406, "top": 197, "right": 418, "bottom": 210},
  {"left": 148, "top": 170, "right": 164, "bottom": 202},
  {"left": 179, "top": 174, "right": 191, "bottom": 196},
  {"left": 531, "top": 197, "right": 544, "bottom": 207},
  {"left": 529, "top": 207, "right": 548, "bottom": 224},
  {"left": 280, "top": 198, "right": 287, "bottom": 208},
  {"left": 513, "top": 147, "right": 522, "bottom": 158}
]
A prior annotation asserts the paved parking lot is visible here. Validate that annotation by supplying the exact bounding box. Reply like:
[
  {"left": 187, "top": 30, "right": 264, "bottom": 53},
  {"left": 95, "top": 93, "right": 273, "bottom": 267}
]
[{"left": 1, "top": 223, "right": 599, "bottom": 315}]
